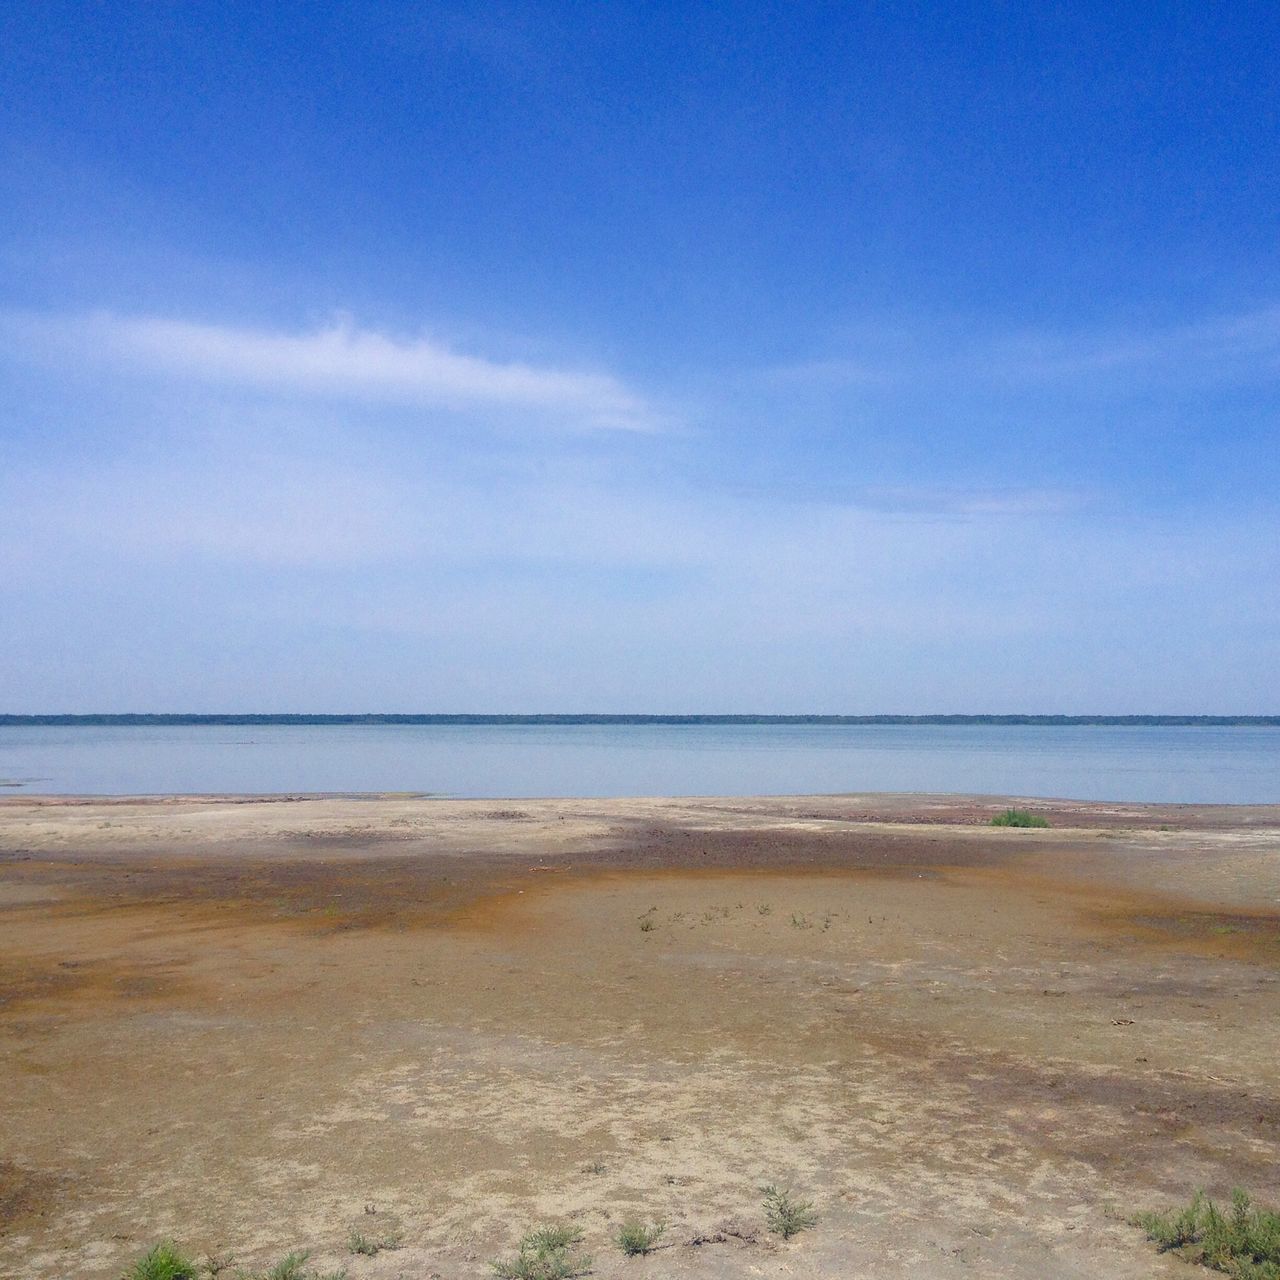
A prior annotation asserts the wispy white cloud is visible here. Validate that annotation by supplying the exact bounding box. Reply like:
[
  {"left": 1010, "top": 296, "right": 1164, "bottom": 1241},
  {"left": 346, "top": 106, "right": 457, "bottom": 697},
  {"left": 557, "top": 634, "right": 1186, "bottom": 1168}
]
[
  {"left": 3, "top": 295, "right": 1277, "bottom": 710},
  {"left": 990, "top": 304, "right": 1280, "bottom": 383},
  {"left": 853, "top": 485, "right": 1085, "bottom": 517},
  {"left": 768, "top": 303, "right": 1280, "bottom": 390},
  {"left": 6, "top": 311, "right": 658, "bottom": 430}
]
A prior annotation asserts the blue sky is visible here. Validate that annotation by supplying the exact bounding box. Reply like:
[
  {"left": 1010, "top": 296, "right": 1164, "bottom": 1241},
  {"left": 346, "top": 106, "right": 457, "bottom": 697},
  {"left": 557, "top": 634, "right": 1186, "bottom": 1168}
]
[{"left": 2, "top": 2, "right": 1277, "bottom": 712}]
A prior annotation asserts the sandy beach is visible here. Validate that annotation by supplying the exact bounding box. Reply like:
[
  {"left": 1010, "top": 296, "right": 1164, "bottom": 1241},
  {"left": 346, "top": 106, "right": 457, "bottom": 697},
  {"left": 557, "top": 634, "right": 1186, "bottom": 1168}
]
[{"left": 2, "top": 792, "right": 1278, "bottom": 1279}]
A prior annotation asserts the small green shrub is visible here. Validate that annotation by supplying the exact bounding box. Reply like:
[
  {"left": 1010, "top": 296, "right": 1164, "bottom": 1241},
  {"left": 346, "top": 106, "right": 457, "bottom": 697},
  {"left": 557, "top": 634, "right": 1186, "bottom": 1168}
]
[
  {"left": 492, "top": 1224, "right": 591, "bottom": 1280},
  {"left": 525, "top": 1225, "right": 584, "bottom": 1253},
  {"left": 347, "top": 1227, "right": 401, "bottom": 1256},
  {"left": 123, "top": 1243, "right": 199, "bottom": 1280},
  {"left": 1134, "top": 1188, "right": 1280, "bottom": 1278},
  {"left": 638, "top": 917, "right": 656, "bottom": 932},
  {"left": 990, "top": 809, "right": 1050, "bottom": 828},
  {"left": 266, "top": 1254, "right": 308, "bottom": 1280},
  {"left": 615, "top": 1219, "right": 666, "bottom": 1256},
  {"left": 237, "top": 1251, "right": 346, "bottom": 1280},
  {"left": 762, "top": 1184, "right": 818, "bottom": 1240}
]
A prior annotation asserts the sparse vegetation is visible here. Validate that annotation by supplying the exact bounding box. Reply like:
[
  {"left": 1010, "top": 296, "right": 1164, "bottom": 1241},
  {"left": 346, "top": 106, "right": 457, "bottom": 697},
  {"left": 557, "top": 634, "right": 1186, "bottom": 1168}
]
[
  {"left": 525, "top": 1225, "right": 584, "bottom": 1254},
  {"left": 990, "top": 808, "right": 1050, "bottom": 828},
  {"left": 237, "top": 1251, "right": 346, "bottom": 1280},
  {"left": 1134, "top": 1189, "right": 1280, "bottom": 1278},
  {"left": 638, "top": 917, "right": 655, "bottom": 932},
  {"left": 347, "top": 1227, "right": 401, "bottom": 1256},
  {"left": 492, "top": 1224, "right": 592, "bottom": 1280},
  {"left": 124, "top": 1242, "right": 350, "bottom": 1280},
  {"left": 762, "top": 1184, "right": 818, "bottom": 1240},
  {"left": 615, "top": 1219, "right": 666, "bottom": 1256},
  {"left": 123, "top": 1243, "right": 199, "bottom": 1280},
  {"left": 243, "top": 1252, "right": 303, "bottom": 1280}
]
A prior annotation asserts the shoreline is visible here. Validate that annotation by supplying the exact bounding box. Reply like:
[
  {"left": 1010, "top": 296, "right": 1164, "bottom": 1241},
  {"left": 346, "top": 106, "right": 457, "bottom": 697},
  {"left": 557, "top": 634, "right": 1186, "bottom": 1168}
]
[{"left": 5, "top": 787, "right": 1280, "bottom": 822}]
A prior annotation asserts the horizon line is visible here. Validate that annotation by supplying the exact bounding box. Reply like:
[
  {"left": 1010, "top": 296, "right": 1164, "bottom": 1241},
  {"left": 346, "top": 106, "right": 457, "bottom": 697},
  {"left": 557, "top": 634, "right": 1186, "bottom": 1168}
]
[{"left": 3, "top": 714, "right": 1278, "bottom": 727}]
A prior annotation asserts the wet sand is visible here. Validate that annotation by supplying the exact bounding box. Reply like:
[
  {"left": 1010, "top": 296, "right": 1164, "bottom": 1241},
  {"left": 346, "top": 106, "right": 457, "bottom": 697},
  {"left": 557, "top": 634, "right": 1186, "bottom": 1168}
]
[{"left": 1, "top": 793, "right": 1278, "bottom": 1278}]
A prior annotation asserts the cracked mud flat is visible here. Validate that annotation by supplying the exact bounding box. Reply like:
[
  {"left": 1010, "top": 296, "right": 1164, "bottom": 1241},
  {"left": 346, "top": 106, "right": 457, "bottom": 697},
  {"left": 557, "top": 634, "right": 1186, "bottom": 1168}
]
[{"left": 0, "top": 793, "right": 1278, "bottom": 1279}]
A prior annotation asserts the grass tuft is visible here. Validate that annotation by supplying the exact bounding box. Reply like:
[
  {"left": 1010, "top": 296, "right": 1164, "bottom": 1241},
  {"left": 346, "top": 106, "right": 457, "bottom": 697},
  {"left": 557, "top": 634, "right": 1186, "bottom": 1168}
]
[
  {"left": 615, "top": 1220, "right": 666, "bottom": 1256},
  {"left": 347, "top": 1227, "right": 402, "bottom": 1256},
  {"left": 123, "top": 1243, "right": 199, "bottom": 1280},
  {"left": 526, "top": 1225, "right": 584, "bottom": 1253},
  {"left": 492, "top": 1223, "right": 592, "bottom": 1280},
  {"left": 255, "top": 1251, "right": 310, "bottom": 1280},
  {"left": 990, "top": 808, "right": 1050, "bottom": 828},
  {"left": 762, "top": 1185, "right": 818, "bottom": 1240},
  {"left": 1133, "top": 1188, "right": 1280, "bottom": 1278},
  {"left": 236, "top": 1250, "right": 347, "bottom": 1280}
]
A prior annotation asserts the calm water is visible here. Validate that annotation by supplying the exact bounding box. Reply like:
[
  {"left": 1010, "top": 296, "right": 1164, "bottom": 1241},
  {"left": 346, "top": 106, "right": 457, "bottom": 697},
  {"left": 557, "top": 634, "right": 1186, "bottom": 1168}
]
[{"left": 0, "top": 723, "right": 1277, "bottom": 802}]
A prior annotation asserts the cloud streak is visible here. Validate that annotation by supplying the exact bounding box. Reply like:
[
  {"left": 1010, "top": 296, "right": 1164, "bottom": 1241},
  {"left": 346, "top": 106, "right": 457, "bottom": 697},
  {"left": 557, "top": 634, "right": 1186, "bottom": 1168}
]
[
  {"left": 769, "top": 303, "right": 1280, "bottom": 391},
  {"left": 9, "top": 312, "right": 658, "bottom": 430}
]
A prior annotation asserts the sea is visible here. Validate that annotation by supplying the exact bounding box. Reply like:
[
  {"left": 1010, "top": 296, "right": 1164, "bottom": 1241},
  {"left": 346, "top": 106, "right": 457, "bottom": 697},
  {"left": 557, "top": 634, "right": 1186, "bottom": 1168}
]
[{"left": 0, "top": 722, "right": 1277, "bottom": 802}]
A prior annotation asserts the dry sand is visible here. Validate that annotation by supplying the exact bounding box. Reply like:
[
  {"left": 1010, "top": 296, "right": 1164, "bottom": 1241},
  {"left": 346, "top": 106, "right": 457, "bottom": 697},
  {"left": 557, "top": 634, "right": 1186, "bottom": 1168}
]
[{"left": 1, "top": 792, "right": 1278, "bottom": 1279}]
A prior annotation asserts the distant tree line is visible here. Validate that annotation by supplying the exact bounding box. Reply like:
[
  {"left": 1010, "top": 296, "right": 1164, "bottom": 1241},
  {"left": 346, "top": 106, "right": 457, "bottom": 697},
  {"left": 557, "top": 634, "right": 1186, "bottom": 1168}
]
[{"left": 1, "top": 714, "right": 1276, "bottom": 727}]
